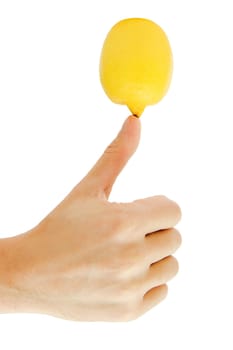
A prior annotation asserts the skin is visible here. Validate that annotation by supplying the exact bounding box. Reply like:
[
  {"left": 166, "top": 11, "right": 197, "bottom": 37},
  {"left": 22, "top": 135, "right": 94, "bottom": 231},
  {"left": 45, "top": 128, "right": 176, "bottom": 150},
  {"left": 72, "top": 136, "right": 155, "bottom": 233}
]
[{"left": 0, "top": 116, "right": 181, "bottom": 322}]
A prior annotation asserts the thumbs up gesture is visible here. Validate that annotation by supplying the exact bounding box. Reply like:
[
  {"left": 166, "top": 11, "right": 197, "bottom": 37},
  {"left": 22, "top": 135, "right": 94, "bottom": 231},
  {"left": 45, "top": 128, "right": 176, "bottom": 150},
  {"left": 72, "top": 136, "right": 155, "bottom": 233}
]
[{"left": 2, "top": 116, "right": 181, "bottom": 322}]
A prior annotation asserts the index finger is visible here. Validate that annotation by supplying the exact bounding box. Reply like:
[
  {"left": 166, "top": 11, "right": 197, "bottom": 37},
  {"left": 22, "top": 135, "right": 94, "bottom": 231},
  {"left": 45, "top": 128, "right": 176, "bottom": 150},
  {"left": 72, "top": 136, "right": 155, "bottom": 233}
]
[{"left": 122, "top": 195, "right": 182, "bottom": 237}]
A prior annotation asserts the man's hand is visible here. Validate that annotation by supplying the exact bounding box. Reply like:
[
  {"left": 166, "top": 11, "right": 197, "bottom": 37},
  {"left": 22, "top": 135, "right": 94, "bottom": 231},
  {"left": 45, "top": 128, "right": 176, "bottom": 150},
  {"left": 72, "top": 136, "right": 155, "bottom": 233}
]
[{"left": 0, "top": 116, "right": 181, "bottom": 322}]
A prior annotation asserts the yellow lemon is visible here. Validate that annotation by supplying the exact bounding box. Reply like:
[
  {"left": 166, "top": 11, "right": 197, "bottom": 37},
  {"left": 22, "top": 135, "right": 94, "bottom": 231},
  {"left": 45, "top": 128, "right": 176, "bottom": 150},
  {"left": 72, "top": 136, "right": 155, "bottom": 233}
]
[{"left": 99, "top": 18, "right": 173, "bottom": 117}]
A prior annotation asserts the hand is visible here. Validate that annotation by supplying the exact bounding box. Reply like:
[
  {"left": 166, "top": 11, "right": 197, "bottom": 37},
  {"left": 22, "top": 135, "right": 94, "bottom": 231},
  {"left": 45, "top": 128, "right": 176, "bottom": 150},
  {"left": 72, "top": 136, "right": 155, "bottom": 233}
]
[{"left": 2, "top": 116, "right": 181, "bottom": 322}]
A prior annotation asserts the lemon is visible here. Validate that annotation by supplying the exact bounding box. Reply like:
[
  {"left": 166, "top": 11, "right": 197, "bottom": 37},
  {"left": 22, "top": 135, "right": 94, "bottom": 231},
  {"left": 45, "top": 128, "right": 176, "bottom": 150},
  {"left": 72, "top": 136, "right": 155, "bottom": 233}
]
[{"left": 99, "top": 18, "right": 173, "bottom": 117}]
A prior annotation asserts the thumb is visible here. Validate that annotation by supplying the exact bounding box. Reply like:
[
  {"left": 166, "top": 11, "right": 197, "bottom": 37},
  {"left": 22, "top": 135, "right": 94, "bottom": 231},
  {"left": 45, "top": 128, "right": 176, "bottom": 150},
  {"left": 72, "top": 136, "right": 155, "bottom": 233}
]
[{"left": 82, "top": 115, "right": 141, "bottom": 199}]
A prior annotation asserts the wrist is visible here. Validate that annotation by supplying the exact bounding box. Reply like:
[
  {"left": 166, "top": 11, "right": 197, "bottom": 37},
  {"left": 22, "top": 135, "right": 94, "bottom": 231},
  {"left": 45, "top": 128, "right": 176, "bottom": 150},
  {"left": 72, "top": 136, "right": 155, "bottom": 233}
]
[
  {"left": 0, "top": 235, "right": 35, "bottom": 314},
  {"left": 0, "top": 231, "right": 52, "bottom": 316},
  {"left": 0, "top": 237, "right": 18, "bottom": 313},
  {"left": 0, "top": 237, "right": 14, "bottom": 288}
]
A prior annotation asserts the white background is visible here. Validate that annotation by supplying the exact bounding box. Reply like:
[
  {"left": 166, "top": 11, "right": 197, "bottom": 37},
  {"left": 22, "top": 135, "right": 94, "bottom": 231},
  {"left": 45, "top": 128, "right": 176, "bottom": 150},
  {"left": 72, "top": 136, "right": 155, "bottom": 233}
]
[{"left": 0, "top": 0, "right": 232, "bottom": 349}]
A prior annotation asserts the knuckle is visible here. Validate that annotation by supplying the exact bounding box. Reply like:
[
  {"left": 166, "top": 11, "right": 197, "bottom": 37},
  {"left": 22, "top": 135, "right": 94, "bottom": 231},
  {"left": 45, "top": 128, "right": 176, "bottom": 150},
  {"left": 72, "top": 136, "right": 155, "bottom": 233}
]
[
  {"left": 108, "top": 263, "right": 133, "bottom": 283},
  {"left": 157, "top": 196, "right": 182, "bottom": 222},
  {"left": 157, "top": 195, "right": 169, "bottom": 201},
  {"left": 125, "top": 241, "right": 146, "bottom": 264},
  {"left": 117, "top": 244, "right": 146, "bottom": 279},
  {"left": 172, "top": 202, "right": 182, "bottom": 222},
  {"left": 116, "top": 283, "right": 141, "bottom": 301},
  {"left": 157, "top": 193, "right": 167, "bottom": 201},
  {"left": 121, "top": 303, "right": 140, "bottom": 322},
  {"left": 106, "top": 246, "right": 145, "bottom": 283},
  {"left": 104, "top": 140, "right": 119, "bottom": 155},
  {"left": 124, "top": 312, "right": 140, "bottom": 322},
  {"left": 156, "top": 195, "right": 176, "bottom": 205},
  {"left": 170, "top": 228, "right": 182, "bottom": 249},
  {"left": 161, "top": 283, "right": 169, "bottom": 298},
  {"left": 169, "top": 256, "right": 179, "bottom": 275},
  {"left": 109, "top": 204, "right": 131, "bottom": 240},
  {"left": 110, "top": 211, "right": 126, "bottom": 237},
  {"left": 119, "top": 287, "right": 134, "bottom": 302},
  {"left": 104, "top": 140, "right": 128, "bottom": 161}
]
